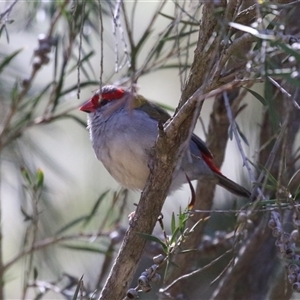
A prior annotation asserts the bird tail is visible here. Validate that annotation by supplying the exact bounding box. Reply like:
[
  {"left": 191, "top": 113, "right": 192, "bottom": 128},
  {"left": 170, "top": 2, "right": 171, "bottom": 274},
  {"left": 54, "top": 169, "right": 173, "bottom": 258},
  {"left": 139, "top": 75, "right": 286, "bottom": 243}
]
[{"left": 215, "top": 173, "right": 251, "bottom": 198}]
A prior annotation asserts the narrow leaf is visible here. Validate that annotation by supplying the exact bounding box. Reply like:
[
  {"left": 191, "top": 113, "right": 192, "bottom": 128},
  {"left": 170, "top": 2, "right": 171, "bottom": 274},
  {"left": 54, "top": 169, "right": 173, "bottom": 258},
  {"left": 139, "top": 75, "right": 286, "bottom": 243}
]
[
  {"left": 159, "top": 12, "right": 199, "bottom": 26},
  {"left": 155, "top": 26, "right": 174, "bottom": 59},
  {"left": 171, "top": 212, "right": 176, "bottom": 234},
  {"left": 281, "top": 73, "right": 300, "bottom": 89},
  {"left": 20, "top": 206, "right": 33, "bottom": 221},
  {"left": 61, "top": 244, "right": 107, "bottom": 254},
  {"left": 137, "top": 232, "right": 167, "bottom": 252},
  {"left": 162, "top": 29, "right": 199, "bottom": 41},
  {"left": 170, "top": 227, "right": 181, "bottom": 245},
  {"left": 275, "top": 41, "right": 300, "bottom": 63},
  {"left": 19, "top": 82, "right": 53, "bottom": 111},
  {"left": 68, "top": 50, "right": 95, "bottom": 74},
  {"left": 33, "top": 267, "right": 38, "bottom": 280},
  {"left": 0, "top": 48, "right": 22, "bottom": 73},
  {"left": 244, "top": 87, "right": 267, "bottom": 106},
  {"left": 60, "top": 80, "right": 99, "bottom": 96},
  {"left": 228, "top": 123, "right": 233, "bottom": 140},
  {"left": 72, "top": 275, "right": 84, "bottom": 300},
  {"left": 35, "top": 169, "right": 44, "bottom": 189},
  {"left": 83, "top": 190, "right": 109, "bottom": 227},
  {"left": 55, "top": 216, "right": 88, "bottom": 235},
  {"left": 21, "top": 167, "right": 32, "bottom": 185},
  {"left": 235, "top": 122, "right": 249, "bottom": 146},
  {"left": 264, "top": 76, "right": 280, "bottom": 131}
]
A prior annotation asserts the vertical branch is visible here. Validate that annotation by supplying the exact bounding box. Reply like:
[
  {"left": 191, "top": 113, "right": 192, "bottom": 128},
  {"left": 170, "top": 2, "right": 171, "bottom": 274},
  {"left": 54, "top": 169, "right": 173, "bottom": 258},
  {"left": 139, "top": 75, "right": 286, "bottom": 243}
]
[{"left": 161, "top": 2, "right": 253, "bottom": 298}]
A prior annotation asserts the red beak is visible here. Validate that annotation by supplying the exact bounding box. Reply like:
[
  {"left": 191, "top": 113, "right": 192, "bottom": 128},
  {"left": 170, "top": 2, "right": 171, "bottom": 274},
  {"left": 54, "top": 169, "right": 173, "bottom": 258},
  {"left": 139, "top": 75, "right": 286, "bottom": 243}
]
[{"left": 79, "top": 99, "right": 96, "bottom": 113}]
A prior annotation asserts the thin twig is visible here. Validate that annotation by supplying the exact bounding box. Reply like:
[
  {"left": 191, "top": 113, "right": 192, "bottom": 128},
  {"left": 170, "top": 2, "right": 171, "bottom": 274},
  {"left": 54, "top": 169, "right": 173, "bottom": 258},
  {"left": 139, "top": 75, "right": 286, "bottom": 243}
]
[
  {"left": 0, "top": 0, "right": 70, "bottom": 148},
  {"left": 1, "top": 231, "right": 112, "bottom": 274},
  {"left": 223, "top": 90, "right": 285, "bottom": 237},
  {"left": 191, "top": 204, "right": 299, "bottom": 214},
  {"left": 0, "top": 0, "right": 18, "bottom": 19},
  {"left": 98, "top": 0, "right": 104, "bottom": 90},
  {"left": 76, "top": 0, "right": 86, "bottom": 99},
  {"left": 160, "top": 249, "right": 233, "bottom": 293},
  {"left": 223, "top": 92, "right": 257, "bottom": 194},
  {"left": 268, "top": 76, "right": 291, "bottom": 97}
]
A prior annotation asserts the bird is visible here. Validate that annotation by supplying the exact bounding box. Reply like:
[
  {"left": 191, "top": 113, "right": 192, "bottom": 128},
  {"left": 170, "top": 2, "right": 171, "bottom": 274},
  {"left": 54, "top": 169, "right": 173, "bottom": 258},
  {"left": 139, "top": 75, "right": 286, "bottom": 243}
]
[{"left": 79, "top": 85, "right": 251, "bottom": 198}]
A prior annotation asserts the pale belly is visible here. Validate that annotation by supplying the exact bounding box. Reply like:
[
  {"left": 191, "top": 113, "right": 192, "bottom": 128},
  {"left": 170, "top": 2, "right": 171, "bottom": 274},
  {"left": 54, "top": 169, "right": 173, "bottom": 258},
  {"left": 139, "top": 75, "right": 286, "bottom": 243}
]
[
  {"left": 95, "top": 136, "right": 151, "bottom": 190},
  {"left": 89, "top": 107, "right": 161, "bottom": 190}
]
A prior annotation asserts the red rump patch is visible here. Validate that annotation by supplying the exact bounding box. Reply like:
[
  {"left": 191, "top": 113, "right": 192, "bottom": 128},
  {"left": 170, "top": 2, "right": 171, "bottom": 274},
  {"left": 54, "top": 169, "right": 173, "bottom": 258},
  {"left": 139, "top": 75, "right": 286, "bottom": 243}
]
[{"left": 201, "top": 152, "right": 222, "bottom": 175}]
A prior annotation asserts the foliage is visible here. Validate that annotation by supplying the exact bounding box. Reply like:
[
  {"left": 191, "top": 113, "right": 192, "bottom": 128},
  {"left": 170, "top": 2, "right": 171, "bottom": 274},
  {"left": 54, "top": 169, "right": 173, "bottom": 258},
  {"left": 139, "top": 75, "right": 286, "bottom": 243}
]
[{"left": 0, "top": 1, "right": 300, "bottom": 300}]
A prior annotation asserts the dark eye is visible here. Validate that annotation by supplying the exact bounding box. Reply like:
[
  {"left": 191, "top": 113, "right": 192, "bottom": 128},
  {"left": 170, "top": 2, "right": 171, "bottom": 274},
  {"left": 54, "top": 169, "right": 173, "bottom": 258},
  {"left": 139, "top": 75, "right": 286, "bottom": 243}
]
[{"left": 100, "top": 99, "right": 109, "bottom": 106}]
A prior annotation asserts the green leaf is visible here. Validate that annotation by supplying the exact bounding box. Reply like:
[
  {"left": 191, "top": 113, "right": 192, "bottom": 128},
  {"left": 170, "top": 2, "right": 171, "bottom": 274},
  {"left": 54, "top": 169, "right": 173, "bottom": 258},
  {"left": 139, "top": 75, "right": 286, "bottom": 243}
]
[
  {"left": 0, "top": 48, "right": 22, "bottom": 74},
  {"left": 56, "top": 191, "right": 109, "bottom": 234},
  {"left": 4, "top": 24, "right": 10, "bottom": 43},
  {"left": 160, "top": 64, "right": 192, "bottom": 70},
  {"left": 83, "top": 190, "right": 109, "bottom": 227},
  {"left": 0, "top": 25, "right": 5, "bottom": 39},
  {"left": 235, "top": 122, "right": 249, "bottom": 146},
  {"left": 288, "top": 169, "right": 300, "bottom": 189},
  {"left": 20, "top": 206, "right": 33, "bottom": 221},
  {"left": 60, "top": 80, "right": 99, "bottom": 96},
  {"left": 53, "top": 35, "right": 59, "bottom": 80},
  {"left": 21, "top": 167, "right": 32, "bottom": 185},
  {"left": 55, "top": 216, "right": 88, "bottom": 235},
  {"left": 19, "top": 82, "right": 53, "bottom": 111},
  {"left": 244, "top": 87, "right": 267, "bottom": 106},
  {"left": 72, "top": 275, "right": 84, "bottom": 300},
  {"left": 171, "top": 212, "right": 176, "bottom": 234},
  {"left": 154, "top": 26, "right": 174, "bottom": 59},
  {"left": 70, "top": 54, "right": 90, "bottom": 80},
  {"left": 264, "top": 76, "right": 280, "bottom": 131},
  {"left": 294, "top": 184, "right": 300, "bottom": 200},
  {"left": 275, "top": 41, "right": 300, "bottom": 63},
  {"left": 134, "top": 29, "right": 153, "bottom": 57},
  {"left": 32, "top": 83, "right": 52, "bottom": 107},
  {"left": 61, "top": 243, "right": 107, "bottom": 254},
  {"left": 228, "top": 123, "right": 233, "bottom": 140},
  {"left": 33, "top": 267, "right": 38, "bottom": 280},
  {"left": 170, "top": 227, "right": 181, "bottom": 245},
  {"left": 159, "top": 12, "right": 199, "bottom": 26},
  {"left": 281, "top": 73, "right": 300, "bottom": 89},
  {"left": 153, "top": 101, "right": 175, "bottom": 112},
  {"left": 68, "top": 50, "right": 95, "bottom": 75},
  {"left": 35, "top": 169, "right": 44, "bottom": 189},
  {"left": 259, "top": 163, "right": 278, "bottom": 187},
  {"left": 10, "top": 80, "right": 19, "bottom": 105},
  {"left": 162, "top": 29, "right": 199, "bottom": 42},
  {"left": 178, "top": 208, "right": 188, "bottom": 233},
  {"left": 137, "top": 232, "right": 167, "bottom": 252}
]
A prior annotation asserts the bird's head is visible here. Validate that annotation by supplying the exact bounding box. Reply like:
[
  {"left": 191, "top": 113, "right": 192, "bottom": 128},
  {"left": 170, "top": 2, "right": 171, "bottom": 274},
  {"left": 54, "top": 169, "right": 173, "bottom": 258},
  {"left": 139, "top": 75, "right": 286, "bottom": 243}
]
[
  {"left": 79, "top": 84, "right": 171, "bottom": 123},
  {"left": 79, "top": 85, "right": 127, "bottom": 113}
]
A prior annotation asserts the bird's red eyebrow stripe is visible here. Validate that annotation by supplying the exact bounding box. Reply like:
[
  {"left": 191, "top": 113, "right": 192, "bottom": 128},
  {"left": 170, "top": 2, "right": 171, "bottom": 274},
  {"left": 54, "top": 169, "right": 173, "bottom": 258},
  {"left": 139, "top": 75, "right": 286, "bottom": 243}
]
[
  {"left": 101, "top": 88, "right": 125, "bottom": 100},
  {"left": 91, "top": 94, "right": 99, "bottom": 106}
]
